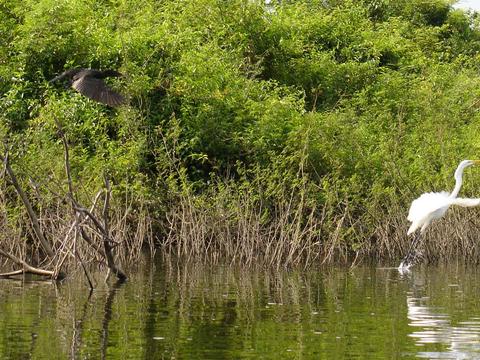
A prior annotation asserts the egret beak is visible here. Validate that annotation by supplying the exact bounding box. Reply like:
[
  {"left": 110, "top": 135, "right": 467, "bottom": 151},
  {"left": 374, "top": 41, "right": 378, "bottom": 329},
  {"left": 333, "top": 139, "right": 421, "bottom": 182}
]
[{"left": 473, "top": 160, "right": 480, "bottom": 165}]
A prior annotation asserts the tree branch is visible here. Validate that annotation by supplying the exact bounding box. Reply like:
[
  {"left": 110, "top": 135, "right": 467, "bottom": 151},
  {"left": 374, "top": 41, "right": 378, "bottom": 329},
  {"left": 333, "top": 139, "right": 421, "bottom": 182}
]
[{"left": 0, "top": 151, "right": 55, "bottom": 259}]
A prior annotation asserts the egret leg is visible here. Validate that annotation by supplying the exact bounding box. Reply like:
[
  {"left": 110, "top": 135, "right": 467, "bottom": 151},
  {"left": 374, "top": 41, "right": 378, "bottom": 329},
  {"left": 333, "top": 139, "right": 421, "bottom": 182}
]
[{"left": 399, "top": 232, "right": 423, "bottom": 270}]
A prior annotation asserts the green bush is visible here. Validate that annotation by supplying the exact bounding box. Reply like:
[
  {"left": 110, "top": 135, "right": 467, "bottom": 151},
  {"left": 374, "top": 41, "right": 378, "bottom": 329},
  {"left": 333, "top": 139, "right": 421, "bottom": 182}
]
[{"left": 2, "top": 0, "right": 480, "bottom": 263}]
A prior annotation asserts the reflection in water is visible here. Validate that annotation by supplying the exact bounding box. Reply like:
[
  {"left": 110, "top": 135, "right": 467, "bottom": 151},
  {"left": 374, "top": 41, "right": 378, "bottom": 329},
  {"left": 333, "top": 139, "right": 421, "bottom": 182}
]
[
  {"left": 101, "top": 280, "right": 125, "bottom": 360},
  {"left": 406, "top": 269, "right": 480, "bottom": 359},
  {"left": 2, "top": 260, "right": 480, "bottom": 358},
  {"left": 71, "top": 288, "right": 92, "bottom": 359}
]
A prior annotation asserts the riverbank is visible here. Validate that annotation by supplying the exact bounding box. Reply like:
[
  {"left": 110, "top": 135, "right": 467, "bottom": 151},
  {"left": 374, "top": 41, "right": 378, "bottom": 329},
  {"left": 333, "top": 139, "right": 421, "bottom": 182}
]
[{"left": 2, "top": 0, "right": 480, "bottom": 271}]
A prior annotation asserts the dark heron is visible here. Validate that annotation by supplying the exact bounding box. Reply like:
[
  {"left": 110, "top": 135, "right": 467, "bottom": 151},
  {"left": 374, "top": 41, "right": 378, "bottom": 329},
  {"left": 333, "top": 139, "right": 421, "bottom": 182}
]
[{"left": 50, "top": 68, "right": 125, "bottom": 107}]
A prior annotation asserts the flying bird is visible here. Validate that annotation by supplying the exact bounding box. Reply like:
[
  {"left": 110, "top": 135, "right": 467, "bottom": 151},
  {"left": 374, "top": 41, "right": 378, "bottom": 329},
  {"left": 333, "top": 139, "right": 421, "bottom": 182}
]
[
  {"left": 50, "top": 68, "right": 125, "bottom": 107},
  {"left": 399, "top": 159, "right": 480, "bottom": 272}
]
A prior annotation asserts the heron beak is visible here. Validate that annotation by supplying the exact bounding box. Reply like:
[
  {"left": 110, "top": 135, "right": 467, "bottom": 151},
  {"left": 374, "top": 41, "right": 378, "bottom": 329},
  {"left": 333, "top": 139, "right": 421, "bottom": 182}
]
[{"left": 474, "top": 160, "right": 480, "bottom": 165}]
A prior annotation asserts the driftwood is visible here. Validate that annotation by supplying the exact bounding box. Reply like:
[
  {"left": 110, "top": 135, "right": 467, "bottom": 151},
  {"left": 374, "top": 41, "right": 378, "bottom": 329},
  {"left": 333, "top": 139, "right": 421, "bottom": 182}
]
[{"left": 0, "top": 247, "right": 61, "bottom": 279}]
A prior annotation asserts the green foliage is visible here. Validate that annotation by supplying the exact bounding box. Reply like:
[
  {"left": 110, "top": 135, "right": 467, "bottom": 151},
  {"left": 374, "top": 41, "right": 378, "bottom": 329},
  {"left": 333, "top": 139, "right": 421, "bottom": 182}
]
[{"left": 2, "top": 0, "right": 480, "bottom": 261}]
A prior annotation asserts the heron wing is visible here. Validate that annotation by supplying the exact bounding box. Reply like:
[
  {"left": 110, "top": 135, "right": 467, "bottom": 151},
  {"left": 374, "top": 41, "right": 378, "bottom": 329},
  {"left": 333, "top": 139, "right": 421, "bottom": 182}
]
[
  {"left": 407, "top": 191, "right": 450, "bottom": 223},
  {"left": 50, "top": 68, "right": 83, "bottom": 82},
  {"left": 72, "top": 77, "right": 124, "bottom": 107}
]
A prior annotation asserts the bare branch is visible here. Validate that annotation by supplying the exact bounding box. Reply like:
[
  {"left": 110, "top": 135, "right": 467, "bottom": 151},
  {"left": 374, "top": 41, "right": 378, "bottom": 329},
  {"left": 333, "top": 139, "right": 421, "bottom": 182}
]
[
  {"left": 0, "top": 151, "right": 55, "bottom": 259},
  {"left": 102, "top": 175, "right": 127, "bottom": 282}
]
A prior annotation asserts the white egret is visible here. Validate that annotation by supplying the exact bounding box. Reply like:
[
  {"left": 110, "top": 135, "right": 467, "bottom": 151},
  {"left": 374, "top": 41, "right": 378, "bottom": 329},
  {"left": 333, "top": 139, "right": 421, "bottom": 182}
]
[{"left": 398, "top": 159, "right": 480, "bottom": 271}]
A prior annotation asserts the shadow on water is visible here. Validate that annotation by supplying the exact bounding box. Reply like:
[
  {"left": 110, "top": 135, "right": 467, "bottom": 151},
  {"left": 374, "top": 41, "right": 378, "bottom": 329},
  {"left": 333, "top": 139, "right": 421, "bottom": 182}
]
[{"left": 2, "top": 258, "right": 480, "bottom": 359}]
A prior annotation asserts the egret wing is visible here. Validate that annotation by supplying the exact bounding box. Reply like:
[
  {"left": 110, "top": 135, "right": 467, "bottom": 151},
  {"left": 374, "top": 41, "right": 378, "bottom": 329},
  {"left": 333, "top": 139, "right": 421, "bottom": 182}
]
[
  {"left": 450, "top": 197, "right": 480, "bottom": 207},
  {"left": 407, "top": 191, "right": 450, "bottom": 223}
]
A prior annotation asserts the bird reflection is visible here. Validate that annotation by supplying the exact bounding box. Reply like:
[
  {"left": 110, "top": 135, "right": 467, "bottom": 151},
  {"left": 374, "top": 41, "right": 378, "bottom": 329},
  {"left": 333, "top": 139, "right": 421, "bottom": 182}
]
[{"left": 406, "top": 290, "right": 480, "bottom": 358}]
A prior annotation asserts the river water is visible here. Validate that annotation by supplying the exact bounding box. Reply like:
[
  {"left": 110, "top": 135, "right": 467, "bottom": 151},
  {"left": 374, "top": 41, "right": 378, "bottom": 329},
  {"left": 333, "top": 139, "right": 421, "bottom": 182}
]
[{"left": 1, "top": 258, "right": 480, "bottom": 359}]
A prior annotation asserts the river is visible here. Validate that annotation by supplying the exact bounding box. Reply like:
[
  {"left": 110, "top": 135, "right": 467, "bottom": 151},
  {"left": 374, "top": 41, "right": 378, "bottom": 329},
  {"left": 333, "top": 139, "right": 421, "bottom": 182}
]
[{"left": 1, "top": 258, "right": 480, "bottom": 359}]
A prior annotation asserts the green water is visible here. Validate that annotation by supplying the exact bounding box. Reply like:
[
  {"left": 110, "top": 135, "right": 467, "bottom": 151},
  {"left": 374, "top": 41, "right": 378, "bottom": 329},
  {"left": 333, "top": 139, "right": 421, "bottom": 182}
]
[{"left": 1, "top": 259, "right": 480, "bottom": 359}]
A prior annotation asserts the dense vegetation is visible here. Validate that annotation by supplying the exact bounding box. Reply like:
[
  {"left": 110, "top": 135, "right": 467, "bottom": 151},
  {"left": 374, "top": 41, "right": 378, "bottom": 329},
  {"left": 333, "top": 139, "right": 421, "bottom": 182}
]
[{"left": 2, "top": 0, "right": 480, "bottom": 268}]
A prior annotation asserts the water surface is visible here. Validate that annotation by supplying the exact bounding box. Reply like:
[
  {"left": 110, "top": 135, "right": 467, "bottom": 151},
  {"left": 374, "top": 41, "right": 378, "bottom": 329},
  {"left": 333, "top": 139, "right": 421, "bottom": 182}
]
[{"left": 1, "top": 259, "right": 480, "bottom": 359}]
